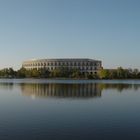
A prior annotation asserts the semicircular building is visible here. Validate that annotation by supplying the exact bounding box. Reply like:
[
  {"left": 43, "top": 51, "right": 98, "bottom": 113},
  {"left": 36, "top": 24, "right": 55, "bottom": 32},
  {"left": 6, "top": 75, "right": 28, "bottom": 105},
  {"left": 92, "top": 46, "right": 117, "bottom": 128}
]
[{"left": 22, "top": 58, "right": 102, "bottom": 74}]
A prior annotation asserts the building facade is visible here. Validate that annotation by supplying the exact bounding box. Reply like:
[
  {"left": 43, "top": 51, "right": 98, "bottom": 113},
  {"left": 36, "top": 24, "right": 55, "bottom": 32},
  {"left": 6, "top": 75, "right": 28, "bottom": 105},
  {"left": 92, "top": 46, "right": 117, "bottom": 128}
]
[{"left": 22, "top": 58, "right": 102, "bottom": 74}]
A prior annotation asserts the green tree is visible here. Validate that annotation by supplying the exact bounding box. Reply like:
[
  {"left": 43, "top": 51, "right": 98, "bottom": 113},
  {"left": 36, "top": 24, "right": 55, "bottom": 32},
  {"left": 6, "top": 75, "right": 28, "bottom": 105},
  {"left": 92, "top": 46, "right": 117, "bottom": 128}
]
[
  {"left": 17, "top": 67, "right": 27, "bottom": 78},
  {"left": 38, "top": 68, "right": 50, "bottom": 78},
  {"left": 98, "top": 69, "right": 110, "bottom": 79},
  {"left": 71, "top": 68, "right": 81, "bottom": 78},
  {"left": 116, "top": 67, "right": 125, "bottom": 79}
]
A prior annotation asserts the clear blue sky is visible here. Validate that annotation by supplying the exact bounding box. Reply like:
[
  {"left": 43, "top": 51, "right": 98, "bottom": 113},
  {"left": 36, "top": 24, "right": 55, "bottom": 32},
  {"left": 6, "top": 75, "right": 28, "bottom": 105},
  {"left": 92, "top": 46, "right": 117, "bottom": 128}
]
[{"left": 0, "top": 0, "right": 140, "bottom": 69}]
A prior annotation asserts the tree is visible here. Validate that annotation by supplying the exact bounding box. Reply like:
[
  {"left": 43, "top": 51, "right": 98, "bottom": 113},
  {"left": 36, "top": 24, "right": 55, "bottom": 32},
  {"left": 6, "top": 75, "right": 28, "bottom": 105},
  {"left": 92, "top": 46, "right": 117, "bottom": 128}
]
[
  {"left": 38, "top": 68, "right": 50, "bottom": 78},
  {"left": 31, "top": 69, "right": 40, "bottom": 77},
  {"left": 71, "top": 68, "right": 81, "bottom": 78},
  {"left": 17, "top": 67, "right": 27, "bottom": 78},
  {"left": 109, "top": 70, "right": 117, "bottom": 79},
  {"left": 116, "top": 67, "right": 125, "bottom": 79},
  {"left": 98, "top": 69, "right": 110, "bottom": 79},
  {"left": 51, "top": 68, "right": 62, "bottom": 77}
]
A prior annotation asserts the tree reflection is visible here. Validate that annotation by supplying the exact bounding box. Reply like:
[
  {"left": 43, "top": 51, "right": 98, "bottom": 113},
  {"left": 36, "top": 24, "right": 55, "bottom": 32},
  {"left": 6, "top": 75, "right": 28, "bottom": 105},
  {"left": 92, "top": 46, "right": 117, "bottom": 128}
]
[
  {"left": 20, "top": 83, "right": 140, "bottom": 99},
  {"left": 0, "top": 82, "right": 140, "bottom": 98},
  {"left": 100, "top": 83, "right": 140, "bottom": 92},
  {"left": 0, "top": 83, "right": 14, "bottom": 90}
]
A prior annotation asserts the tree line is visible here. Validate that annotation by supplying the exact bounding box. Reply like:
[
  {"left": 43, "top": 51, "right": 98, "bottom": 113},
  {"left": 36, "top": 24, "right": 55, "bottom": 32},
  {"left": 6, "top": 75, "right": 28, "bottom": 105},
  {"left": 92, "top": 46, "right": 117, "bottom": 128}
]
[
  {"left": 0, "top": 67, "right": 140, "bottom": 79},
  {"left": 99, "top": 67, "right": 140, "bottom": 79}
]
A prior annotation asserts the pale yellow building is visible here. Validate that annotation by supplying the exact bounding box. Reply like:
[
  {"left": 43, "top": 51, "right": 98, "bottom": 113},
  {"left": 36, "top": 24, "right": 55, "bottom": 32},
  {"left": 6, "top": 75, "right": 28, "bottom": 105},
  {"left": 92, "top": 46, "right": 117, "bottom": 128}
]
[{"left": 22, "top": 58, "right": 102, "bottom": 74}]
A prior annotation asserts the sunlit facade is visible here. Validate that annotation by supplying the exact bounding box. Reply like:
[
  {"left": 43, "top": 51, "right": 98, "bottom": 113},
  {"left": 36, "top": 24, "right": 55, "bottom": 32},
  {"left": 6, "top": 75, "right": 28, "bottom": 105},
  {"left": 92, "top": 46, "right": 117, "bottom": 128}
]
[{"left": 22, "top": 58, "right": 102, "bottom": 74}]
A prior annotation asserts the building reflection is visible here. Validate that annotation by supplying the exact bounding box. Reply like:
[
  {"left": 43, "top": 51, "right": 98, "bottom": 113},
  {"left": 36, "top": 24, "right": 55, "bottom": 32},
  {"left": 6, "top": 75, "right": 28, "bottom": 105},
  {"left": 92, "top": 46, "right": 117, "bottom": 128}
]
[
  {"left": 20, "top": 83, "right": 102, "bottom": 99},
  {"left": 0, "top": 82, "right": 140, "bottom": 99}
]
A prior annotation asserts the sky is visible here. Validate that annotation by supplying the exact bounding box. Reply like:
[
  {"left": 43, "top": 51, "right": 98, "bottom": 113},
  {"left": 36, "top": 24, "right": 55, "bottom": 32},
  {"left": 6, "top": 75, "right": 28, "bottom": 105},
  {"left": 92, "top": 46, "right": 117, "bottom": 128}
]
[{"left": 0, "top": 0, "right": 140, "bottom": 69}]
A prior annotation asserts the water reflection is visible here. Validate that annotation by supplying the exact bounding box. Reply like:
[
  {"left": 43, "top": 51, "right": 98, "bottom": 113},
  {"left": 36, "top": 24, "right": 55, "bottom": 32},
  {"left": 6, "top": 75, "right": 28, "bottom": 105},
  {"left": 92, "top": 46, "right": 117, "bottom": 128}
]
[
  {"left": 0, "top": 81, "right": 140, "bottom": 99},
  {"left": 21, "top": 83, "right": 102, "bottom": 99},
  {"left": 100, "top": 83, "right": 140, "bottom": 92},
  {"left": 0, "top": 80, "right": 140, "bottom": 140},
  {"left": 0, "top": 83, "right": 14, "bottom": 90},
  {"left": 20, "top": 83, "right": 140, "bottom": 99}
]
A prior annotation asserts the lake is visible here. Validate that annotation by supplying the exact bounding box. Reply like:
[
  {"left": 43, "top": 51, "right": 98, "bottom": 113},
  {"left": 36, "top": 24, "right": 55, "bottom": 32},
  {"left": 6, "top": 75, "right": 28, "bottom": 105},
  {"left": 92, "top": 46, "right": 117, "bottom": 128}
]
[{"left": 0, "top": 79, "right": 140, "bottom": 140}]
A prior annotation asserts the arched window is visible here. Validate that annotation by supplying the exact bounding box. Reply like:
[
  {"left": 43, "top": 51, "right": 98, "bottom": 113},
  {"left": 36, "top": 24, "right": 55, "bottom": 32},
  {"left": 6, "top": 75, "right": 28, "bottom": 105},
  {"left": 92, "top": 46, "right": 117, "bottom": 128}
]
[{"left": 67, "top": 62, "right": 69, "bottom": 66}]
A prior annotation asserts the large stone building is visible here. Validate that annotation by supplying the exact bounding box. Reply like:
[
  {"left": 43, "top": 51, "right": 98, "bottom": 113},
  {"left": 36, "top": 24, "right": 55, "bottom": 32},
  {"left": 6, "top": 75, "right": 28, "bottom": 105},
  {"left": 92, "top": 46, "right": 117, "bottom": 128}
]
[{"left": 22, "top": 58, "right": 102, "bottom": 74}]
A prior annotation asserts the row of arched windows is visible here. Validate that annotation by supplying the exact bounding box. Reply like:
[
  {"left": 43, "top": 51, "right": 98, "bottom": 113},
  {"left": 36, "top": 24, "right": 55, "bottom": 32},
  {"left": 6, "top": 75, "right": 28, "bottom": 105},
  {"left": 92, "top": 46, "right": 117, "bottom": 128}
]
[
  {"left": 23, "top": 61, "right": 100, "bottom": 67},
  {"left": 24, "top": 66, "right": 97, "bottom": 71}
]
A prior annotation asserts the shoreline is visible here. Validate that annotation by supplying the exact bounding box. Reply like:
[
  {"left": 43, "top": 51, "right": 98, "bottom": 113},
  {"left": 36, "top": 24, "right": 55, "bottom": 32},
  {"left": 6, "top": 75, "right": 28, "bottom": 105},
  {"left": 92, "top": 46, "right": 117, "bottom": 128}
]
[{"left": 0, "top": 77, "right": 140, "bottom": 80}]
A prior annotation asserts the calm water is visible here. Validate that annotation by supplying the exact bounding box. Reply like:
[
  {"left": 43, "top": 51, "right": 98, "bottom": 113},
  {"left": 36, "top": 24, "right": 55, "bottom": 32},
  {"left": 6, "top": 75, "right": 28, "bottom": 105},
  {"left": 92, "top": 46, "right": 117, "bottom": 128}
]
[{"left": 0, "top": 79, "right": 140, "bottom": 140}]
